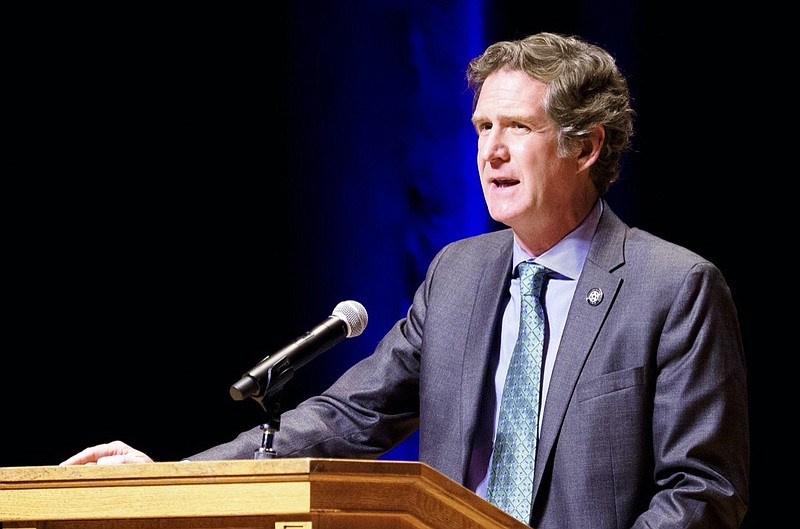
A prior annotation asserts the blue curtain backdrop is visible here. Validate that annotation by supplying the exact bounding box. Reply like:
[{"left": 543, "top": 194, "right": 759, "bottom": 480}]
[
  {"left": 272, "top": 1, "right": 488, "bottom": 461},
  {"left": 5, "top": 2, "right": 762, "bottom": 527}
]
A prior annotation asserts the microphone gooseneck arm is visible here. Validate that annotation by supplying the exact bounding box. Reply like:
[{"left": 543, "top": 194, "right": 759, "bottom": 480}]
[{"left": 253, "top": 392, "right": 282, "bottom": 460}]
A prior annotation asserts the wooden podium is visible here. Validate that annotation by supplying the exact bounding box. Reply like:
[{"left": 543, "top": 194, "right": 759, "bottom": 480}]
[{"left": 1, "top": 458, "right": 528, "bottom": 528}]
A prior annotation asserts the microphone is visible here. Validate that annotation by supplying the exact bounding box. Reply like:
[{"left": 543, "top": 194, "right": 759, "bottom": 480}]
[{"left": 230, "top": 300, "right": 368, "bottom": 401}]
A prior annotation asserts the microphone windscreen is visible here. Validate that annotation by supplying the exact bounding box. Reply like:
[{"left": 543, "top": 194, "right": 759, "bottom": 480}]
[{"left": 333, "top": 300, "right": 368, "bottom": 338}]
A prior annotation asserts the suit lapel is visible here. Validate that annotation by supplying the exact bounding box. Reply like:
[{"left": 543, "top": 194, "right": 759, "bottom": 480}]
[
  {"left": 532, "top": 205, "right": 627, "bottom": 500},
  {"left": 458, "top": 232, "right": 514, "bottom": 473}
]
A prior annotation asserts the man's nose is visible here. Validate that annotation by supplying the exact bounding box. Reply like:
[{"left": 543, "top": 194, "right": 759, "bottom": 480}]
[{"left": 479, "top": 130, "right": 509, "bottom": 163}]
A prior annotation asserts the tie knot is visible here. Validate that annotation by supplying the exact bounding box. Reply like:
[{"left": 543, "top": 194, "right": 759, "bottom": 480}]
[{"left": 519, "top": 262, "right": 548, "bottom": 297}]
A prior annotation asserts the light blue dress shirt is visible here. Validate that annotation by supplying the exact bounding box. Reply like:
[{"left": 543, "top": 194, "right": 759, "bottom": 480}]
[{"left": 469, "top": 200, "right": 602, "bottom": 498}]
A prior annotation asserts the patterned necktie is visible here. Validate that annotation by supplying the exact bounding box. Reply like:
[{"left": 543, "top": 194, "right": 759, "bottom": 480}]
[{"left": 487, "top": 261, "right": 549, "bottom": 525}]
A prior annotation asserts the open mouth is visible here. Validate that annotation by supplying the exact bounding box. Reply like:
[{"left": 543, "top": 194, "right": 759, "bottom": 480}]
[{"left": 491, "top": 177, "right": 519, "bottom": 188}]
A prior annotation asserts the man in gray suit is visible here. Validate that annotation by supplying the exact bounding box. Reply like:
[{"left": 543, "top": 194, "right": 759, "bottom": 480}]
[{"left": 62, "top": 32, "right": 749, "bottom": 528}]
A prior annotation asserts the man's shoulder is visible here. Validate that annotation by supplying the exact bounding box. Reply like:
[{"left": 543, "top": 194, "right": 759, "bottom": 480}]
[
  {"left": 441, "top": 228, "right": 513, "bottom": 255},
  {"left": 601, "top": 205, "right": 713, "bottom": 270},
  {"left": 625, "top": 227, "right": 711, "bottom": 268}
]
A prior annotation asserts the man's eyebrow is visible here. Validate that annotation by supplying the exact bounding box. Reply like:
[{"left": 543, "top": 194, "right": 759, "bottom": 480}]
[{"left": 471, "top": 113, "right": 536, "bottom": 125}]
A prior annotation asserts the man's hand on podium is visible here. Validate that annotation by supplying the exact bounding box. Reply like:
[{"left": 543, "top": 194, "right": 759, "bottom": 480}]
[{"left": 60, "top": 440, "right": 154, "bottom": 465}]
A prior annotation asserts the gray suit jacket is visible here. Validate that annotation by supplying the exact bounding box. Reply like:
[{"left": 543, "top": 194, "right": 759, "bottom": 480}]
[{"left": 191, "top": 202, "right": 749, "bottom": 528}]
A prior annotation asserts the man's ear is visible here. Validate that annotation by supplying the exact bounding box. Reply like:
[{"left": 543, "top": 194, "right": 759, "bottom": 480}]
[{"left": 577, "top": 124, "right": 604, "bottom": 173}]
